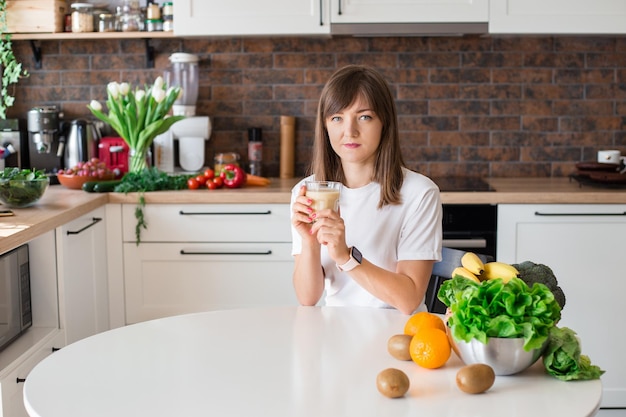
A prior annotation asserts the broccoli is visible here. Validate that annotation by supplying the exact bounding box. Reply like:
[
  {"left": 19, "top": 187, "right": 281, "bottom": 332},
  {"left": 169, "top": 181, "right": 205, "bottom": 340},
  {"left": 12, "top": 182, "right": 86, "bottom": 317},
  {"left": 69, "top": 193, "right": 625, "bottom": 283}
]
[{"left": 512, "top": 261, "right": 566, "bottom": 310}]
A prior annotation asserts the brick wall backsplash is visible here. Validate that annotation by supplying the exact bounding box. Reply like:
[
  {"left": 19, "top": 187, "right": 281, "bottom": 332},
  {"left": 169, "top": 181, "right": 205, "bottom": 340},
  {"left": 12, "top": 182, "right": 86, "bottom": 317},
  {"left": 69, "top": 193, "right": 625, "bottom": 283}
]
[{"left": 8, "top": 35, "right": 626, "bottom": 178}]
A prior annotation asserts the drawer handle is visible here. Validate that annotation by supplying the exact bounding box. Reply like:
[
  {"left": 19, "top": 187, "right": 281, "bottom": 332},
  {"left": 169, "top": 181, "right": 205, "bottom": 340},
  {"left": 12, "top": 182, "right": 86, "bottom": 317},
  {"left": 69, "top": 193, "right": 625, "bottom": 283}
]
[
  {"left": 179, "top": 210, "right": 272, "bottom": 216},
  {"left": 16, "top": 377, "right": 26, "bottom": 384},
  {"left": 180, "top": 249, "right": 273, "bottom": 256},
  {"left": 534, "top": 211, "right": 626, "bottom": 217},
  {"left": 66, "top": 217, "right": 102, "bottom": 235}
]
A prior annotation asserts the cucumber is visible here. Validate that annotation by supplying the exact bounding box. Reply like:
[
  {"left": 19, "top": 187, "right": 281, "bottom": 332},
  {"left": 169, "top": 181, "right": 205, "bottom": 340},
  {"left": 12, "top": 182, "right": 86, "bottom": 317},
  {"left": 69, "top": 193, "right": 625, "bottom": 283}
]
[
  {"left": 82, "top": 181, "right": 99, "bottom": 192},
  {"left": 93, "top": 180, "right": 123, "bottom": 193}
]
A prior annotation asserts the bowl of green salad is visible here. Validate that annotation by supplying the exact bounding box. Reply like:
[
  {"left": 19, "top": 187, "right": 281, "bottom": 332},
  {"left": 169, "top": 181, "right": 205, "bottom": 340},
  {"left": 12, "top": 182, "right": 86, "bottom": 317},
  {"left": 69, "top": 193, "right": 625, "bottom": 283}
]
[{"left": 0, "top": 168, "right": 50, "bottom": 208}]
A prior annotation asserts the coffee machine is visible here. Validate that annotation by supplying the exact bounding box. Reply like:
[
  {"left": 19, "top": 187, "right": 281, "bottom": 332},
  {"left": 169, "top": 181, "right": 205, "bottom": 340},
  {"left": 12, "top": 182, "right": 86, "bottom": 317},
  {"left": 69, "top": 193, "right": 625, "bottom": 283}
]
[{"left": 26, "top": 106, "right": 64, "bottom": 174}]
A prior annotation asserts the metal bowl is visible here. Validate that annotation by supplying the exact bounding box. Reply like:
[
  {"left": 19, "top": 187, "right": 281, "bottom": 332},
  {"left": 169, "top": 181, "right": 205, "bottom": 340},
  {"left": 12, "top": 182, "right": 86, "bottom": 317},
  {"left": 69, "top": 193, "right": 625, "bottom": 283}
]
[{"left": 449, "top": 333, "right": 548, "bottom": 376}]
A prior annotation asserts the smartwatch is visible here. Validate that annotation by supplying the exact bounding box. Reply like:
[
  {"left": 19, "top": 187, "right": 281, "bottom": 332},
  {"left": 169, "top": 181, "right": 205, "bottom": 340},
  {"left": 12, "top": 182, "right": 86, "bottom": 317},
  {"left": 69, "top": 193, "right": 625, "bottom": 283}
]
[{"left": 336, "top": 246, "right": 362, "bottom": 272}]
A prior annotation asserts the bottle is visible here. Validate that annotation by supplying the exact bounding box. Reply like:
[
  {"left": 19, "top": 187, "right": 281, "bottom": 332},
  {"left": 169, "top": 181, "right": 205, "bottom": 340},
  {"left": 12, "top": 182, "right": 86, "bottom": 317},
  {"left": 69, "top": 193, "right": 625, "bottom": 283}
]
[{"left": 248, "top": 127, "right": 262, "bottom": 176}]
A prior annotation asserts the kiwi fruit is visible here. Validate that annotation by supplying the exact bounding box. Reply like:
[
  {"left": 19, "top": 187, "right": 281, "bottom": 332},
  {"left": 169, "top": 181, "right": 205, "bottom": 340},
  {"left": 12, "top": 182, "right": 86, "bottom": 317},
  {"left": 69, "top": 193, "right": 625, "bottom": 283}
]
[
  {"left": 456, "top": 363, "right": 496, "bottom": 394},
  {"left": 387, "top": 334, "right": 413, "bottom": 361},
  {"left": 376, "top": 368, "right": 410, "bottom": 398}
]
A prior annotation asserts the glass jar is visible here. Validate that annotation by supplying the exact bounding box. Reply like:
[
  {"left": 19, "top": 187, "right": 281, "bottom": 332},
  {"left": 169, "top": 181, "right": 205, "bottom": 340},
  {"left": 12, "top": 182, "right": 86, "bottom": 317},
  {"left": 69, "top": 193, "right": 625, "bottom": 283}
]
[
  {"left": 98, "top": 13, "right": 116, "bottom": 32},
  {"left": 214, "top": 152, "right": 240, "bottom": 173},
  {"left": 145, "top": 19, "right": 163, "bottom": 32},
  {"left": 71, "top": 3, "right": 94, "bottom": 32},
  {"left": 146, "top": 1, "right": 161, "bottom": 20},
  {"left": 120, "top": 0, "right": 142, "bottom": 32},
  {"left": 162, "top": 16, "right": 173, "bottom": 31},
  {"left": 162, "top": 2, "right": 174, "bottom": 18}
]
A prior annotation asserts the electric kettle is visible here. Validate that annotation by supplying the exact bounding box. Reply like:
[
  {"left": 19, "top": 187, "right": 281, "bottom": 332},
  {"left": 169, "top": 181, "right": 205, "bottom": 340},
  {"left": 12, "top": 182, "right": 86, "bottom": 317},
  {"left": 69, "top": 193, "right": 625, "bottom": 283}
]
[{"left": 64, "top": 119, "right": 101, "bottom": 169}]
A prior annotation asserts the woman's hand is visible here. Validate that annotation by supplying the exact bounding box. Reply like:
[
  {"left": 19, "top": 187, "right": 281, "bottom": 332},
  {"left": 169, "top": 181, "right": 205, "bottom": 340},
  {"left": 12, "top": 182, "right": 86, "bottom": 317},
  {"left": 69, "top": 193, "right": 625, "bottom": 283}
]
[
  {"left": 310, "top": 207, "right": 350, "bottom": 266},
  {"left": 291, "top": 185, "right": 318, "bottom": 245}
]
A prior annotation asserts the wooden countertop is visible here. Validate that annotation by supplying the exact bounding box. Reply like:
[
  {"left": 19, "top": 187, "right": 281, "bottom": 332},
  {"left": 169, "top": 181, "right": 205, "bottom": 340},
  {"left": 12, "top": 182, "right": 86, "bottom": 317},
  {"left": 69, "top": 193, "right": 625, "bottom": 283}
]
[
  {"left": 2, "top": 177, "right": 625, "bottom": 254},
  {"left": 0, "top": 189, "right": 108, "bottom": 254}
]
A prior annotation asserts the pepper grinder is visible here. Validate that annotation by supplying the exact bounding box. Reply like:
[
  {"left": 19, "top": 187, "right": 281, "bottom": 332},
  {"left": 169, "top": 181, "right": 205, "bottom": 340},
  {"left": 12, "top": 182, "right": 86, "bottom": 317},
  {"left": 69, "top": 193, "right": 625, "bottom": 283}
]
[
  {"left": 248, "top": 127, "right": 262, "bottom": 176},
  {"left": 280, "top": 116, "right": 295, "bottom": 178}
]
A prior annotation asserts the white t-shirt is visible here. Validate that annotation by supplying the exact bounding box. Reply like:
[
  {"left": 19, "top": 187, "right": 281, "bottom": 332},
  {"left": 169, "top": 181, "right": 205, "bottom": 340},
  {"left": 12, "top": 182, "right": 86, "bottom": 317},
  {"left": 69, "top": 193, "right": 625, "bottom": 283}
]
[{"left": 290, "top": 168, "right": 442, "bottom": 310}]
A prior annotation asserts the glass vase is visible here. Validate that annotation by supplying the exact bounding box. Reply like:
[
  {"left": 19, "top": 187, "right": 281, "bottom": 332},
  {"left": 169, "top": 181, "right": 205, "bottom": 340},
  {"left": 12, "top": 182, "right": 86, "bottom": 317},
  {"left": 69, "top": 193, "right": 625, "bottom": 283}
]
[{"left": 128, "top": 148, "right": 152, "bottom": 173}]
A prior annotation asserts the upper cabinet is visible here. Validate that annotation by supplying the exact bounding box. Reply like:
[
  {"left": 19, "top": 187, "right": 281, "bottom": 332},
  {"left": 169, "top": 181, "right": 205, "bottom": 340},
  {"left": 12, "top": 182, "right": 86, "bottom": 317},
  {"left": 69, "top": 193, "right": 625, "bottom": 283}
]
[
  {"left": 489, "top": 0, "right": 626, "bottom": 34},
  {"left": 330, "top": 0, "right": 488, "bottom": 23},
  {"left": 330, "top": 0, "right": 489, "bottom": 35},
  {"left": 172, "top": 0, "right": 331, "bottom": 36}
]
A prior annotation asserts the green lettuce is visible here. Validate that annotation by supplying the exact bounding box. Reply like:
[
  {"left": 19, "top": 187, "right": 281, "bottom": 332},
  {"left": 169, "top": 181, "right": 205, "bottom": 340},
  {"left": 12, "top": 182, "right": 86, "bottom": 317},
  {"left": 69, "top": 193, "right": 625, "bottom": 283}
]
[
  {"left": 543, "top": 326, "right": 605, "bottom": 381},
  {"left": 437, "top": 277, "right": 561, "bottom": 351}
]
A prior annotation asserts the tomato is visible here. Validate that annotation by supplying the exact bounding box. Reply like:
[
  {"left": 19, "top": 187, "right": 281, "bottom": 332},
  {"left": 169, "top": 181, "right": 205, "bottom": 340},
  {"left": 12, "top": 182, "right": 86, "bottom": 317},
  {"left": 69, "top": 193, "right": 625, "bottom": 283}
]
[
  {"left": 203, "top": 168, "right": 215, "bottom": 180},
  {"left": 212, "top": 176, "right": 224, "bottom": 188},
  {"left": 195, "top": 175, "right": 207, "bottom": 186},
  {"left": 187, "top": 178, "right": 200, "bottom": 190},
  {"left": 206, "top": 180, "right": 218, "bottom": 190}
]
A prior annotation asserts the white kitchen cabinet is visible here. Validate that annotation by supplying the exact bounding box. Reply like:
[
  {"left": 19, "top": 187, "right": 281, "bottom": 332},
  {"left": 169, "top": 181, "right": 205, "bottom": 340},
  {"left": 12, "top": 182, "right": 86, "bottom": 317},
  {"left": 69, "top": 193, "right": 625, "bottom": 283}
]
[
  {"left": 330, "top": 0, "right": 488, "bottom": 24},
  {"left": 0, "top": 231, "right": 64, "bottom": 417},
  {"left": 120, "top": 204, "right": 297, "bottom": 324},
  {"left": 56, "top": 207, "right": 110, "bottom": 345},
  {"left": 173, "top": 0, "right": 330, "bottom": 36},
  {"left": 498, "top": 204, "right": 626, "bottom": 410},
  {"left": 490, "top": 0, "right": 626, "bottom": 34}
]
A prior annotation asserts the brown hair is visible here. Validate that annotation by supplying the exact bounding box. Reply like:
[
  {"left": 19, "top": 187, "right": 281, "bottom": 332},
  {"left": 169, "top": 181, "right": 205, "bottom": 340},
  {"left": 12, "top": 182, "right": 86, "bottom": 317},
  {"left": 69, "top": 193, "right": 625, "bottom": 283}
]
[{"left": 309, "top": 65, "right": 404, "bottom": 208}]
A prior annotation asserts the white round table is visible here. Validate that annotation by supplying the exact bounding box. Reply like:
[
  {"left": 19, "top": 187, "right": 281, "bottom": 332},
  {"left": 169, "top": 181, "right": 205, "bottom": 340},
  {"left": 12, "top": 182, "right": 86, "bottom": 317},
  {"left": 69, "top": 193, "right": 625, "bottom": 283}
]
[{"left": 23, "top": 306, "right": 601, "bottom": 417}]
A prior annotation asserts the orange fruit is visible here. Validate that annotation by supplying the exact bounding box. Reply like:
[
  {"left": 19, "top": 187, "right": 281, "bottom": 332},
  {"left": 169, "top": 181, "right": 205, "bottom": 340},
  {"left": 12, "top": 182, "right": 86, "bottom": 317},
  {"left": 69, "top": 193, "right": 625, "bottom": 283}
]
[
  {"left": 409, "top": 327, "right": 451, "bottom": 369},
  {"left": 403, "top": 311, "right": 446, "bottom": 336}
]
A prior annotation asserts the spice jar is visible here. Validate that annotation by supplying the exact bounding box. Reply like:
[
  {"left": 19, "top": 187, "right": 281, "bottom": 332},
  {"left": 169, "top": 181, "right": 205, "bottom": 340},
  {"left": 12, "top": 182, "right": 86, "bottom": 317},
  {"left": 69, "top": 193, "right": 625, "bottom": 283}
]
[
  {"left": 145, "top": 19, "right": 163, "bottom": 32},
  {"left": 214, "top": 152, "right": 240, "bottom": 173},
  {"left": 71, "top": 3, "right": 94, "bottom": 32}
]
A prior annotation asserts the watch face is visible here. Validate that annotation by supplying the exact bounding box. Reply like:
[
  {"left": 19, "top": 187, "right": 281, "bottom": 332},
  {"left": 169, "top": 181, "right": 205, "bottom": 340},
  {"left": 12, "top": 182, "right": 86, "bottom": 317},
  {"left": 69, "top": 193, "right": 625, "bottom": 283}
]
[{"left": 351, "top": 247, "right": 362, "bottom": 263}]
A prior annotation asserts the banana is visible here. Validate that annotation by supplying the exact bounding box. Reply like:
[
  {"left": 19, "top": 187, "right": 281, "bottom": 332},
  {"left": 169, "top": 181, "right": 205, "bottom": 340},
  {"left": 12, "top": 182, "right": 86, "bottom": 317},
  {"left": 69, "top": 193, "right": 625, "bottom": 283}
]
[
  {"left": 452, "top": 267, "right": 481, "bottom": 283},
  {"left": 480, "top": 262, "right": 519, "bottom": 283},
  {"left": 461, "top": 252, "right": 485, "bottom": 275}
]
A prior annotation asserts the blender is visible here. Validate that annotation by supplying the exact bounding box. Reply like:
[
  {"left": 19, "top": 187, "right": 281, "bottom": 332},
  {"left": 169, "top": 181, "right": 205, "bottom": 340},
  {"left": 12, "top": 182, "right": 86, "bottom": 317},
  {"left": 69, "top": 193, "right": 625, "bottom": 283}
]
[
  {"left": 154, "top": 52, "right": 211, "bottom": 173},
  {"left": 165, "top": 52, "right": 199, "bottom": 117}
]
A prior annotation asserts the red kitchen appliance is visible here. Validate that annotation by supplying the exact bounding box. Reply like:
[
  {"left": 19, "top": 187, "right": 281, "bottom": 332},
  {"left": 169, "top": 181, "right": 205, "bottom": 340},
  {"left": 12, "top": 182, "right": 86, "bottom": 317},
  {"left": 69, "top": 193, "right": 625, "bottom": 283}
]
[{"left": 98, "top": 137, "right": 129, "bottom": 174}]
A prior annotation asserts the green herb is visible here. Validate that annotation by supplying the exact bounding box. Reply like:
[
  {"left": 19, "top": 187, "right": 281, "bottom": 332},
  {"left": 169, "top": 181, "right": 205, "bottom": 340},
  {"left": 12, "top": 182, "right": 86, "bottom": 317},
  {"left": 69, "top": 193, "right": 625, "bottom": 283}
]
[
  {"left": 112, "top": 168, "right": 195, "bottom": 244},
  {"left": 113, "top": 167, "right": 193, "bottom": 193},
  {"left": 134, "top": 194, "right": 146, "bottom": 245},
  {"left": 543, "top": 326, "right": 605, "bottom": 381},
  {"left": 437, "top": 276, "right": 561, "bottom": 351}
]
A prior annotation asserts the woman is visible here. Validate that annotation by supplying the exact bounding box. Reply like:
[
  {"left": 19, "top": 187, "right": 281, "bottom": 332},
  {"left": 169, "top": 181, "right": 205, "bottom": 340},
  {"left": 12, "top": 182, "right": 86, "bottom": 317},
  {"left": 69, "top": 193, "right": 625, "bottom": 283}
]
[{"left": 290, "top": 65, "right": 442, "bottom": 315}]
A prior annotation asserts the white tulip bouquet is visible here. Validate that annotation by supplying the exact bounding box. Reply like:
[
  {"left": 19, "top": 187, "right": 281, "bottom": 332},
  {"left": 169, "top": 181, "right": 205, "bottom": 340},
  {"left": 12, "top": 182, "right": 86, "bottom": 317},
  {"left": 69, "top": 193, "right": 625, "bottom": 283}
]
[{"left": 87, "top": 77, "right": 184, "bottom": 173}]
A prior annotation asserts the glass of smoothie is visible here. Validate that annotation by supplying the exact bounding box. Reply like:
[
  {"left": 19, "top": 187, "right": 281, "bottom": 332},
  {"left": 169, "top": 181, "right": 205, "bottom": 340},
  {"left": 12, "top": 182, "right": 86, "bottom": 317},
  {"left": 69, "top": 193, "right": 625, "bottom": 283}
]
[{"left": 305, "top": 180, "right": 342, "bottom": 215}]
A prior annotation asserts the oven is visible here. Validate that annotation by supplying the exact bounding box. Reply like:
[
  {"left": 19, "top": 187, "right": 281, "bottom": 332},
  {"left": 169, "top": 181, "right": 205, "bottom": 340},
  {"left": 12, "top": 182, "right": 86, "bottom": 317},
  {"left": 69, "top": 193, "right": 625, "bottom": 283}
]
[{"left": 425, "top": 178, "right": 498, "bottom": 313}]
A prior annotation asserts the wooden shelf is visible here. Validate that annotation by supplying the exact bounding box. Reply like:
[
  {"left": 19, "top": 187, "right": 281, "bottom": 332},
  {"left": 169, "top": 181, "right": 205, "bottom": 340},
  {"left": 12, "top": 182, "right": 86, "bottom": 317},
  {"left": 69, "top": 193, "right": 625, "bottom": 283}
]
[
  {"left": 12, "top": 31, "right": 177, "bottom": 68},
  {"left": 10, "top": 31, "right": 176, "bottom": 41}
]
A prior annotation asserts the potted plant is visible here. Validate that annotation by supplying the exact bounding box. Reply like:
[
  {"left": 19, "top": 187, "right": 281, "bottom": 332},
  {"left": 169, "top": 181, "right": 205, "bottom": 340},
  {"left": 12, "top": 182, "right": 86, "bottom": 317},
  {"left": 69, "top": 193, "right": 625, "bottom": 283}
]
[{"left": 0, "top": 0, "right": 29, "bottom": 119}]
